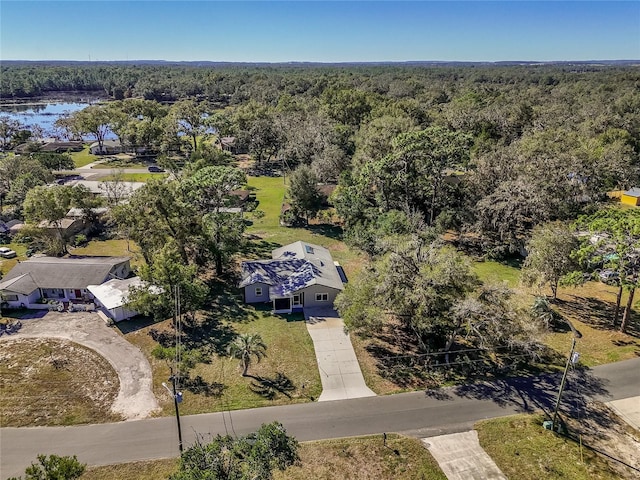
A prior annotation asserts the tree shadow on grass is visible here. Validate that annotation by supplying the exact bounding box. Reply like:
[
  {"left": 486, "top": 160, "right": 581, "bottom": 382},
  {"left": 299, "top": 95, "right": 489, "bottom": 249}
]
[
  {"left": 249, "top": 372, "right": 296, "bottom": 400},
  {"left": 206, "top": 279, "right": 260, "bottom": 325},
  {"left": 306, "top": 223, "right": 344, "bottom": 241},
  {"left": 182, "top": 373, "right": 226, "bottom": 397},
  {"left": 555, "top": 295, "right": 640, "bottom": 337},
  {"left": 238, "top": 239, "right": 283, "bottom": 260},
  {"left": 116, "top": 316, "right": 156, "bottom": 334},
  {"left": 181, "top": 313, "right": 239, "bottom": 356}
]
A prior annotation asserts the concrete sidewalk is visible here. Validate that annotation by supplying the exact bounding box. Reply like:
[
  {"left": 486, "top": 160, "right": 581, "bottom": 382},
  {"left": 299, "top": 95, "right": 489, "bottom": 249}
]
[
  {"left": 305, "top": 307, "right": 376, "bottom": 402},
  {"left": 607, "top": 395, "right": 640, "bottom": 430},
  {"left": 422, "top": 430, "right": 506, "bottom": 480}
]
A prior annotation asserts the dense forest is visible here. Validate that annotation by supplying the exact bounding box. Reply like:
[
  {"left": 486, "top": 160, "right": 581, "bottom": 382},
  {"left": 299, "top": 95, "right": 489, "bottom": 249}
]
[
  {"left": 2, "top": 63, "right": 639, "bottom": 255},
  {"left": 1, "top": 61, "right": 640, "bottom": 395}
]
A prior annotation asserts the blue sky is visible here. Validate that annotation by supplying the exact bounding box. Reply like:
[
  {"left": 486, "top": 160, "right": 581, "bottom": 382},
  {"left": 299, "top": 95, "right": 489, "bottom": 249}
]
[{"left": 1, "top": 1, "right": 638, "bottom": 62}]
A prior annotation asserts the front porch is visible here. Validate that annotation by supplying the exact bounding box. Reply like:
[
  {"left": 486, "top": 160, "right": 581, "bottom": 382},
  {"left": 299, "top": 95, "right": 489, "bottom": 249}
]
[{"left": 272, "top": 292, "right": 304, "bottom": 314}]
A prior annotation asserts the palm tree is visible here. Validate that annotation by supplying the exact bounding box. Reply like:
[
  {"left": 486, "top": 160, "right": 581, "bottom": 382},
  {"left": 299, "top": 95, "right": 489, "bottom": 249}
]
[{"left": 227, "top": 333, "right": 267, "bottom": 377}]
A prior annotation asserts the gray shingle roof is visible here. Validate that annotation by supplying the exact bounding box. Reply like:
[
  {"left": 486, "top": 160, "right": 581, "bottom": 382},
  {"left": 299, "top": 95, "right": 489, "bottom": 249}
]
[
  {"left": 1, "top": 256, "right": 130, "bottom": 291},
  {"left": 624, "top": 187, "right": 640, "bottom": 198},
  {"left": 240, "top": 241, "right": 344, "bottom": 296}
]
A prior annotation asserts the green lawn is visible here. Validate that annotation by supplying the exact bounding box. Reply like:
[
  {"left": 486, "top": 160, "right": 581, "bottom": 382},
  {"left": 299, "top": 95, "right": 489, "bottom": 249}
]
[
  {"left": 476, "top": 414, "right": 624, "bottom": 480},
  {"left": 473, "top": 259, "right": 521, "bottom": 287},
  {"left": 92, "top": 160, "right": 150, "bottom": 169},
  {"left": 0, "top": 241, "right": 29, "bottom": 276},
  {"left": 99, "top": 173, "right": 168, "bottom": 182},
  {"left": 69, "top": 239, "right": 144, "bottom": 267},
  {"left": 124, "top": 304, "right": 322, "bottom": 416},
  {"left": 70, "top": 146, "right": 96, "bottom": 168}
]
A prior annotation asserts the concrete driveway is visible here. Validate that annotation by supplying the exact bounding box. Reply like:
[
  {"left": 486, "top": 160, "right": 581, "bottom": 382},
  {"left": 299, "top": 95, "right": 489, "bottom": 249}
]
[
  {"left": 422, "top": 430, "right": 507, "bottom": 480},
  {"left": 0, "top": 312, "right": 159, "bottom": 420},
  {"left": 304, "top": 307, "right": 376, "bottom": 402}
]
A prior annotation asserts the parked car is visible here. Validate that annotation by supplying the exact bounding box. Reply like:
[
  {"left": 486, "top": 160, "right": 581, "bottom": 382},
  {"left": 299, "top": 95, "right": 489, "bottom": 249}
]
[
  {"left": 148, "top": 165, "right": 165, "bottom": 173},
  {"left": 0, "top": 247, "right": 17, "bottom": 259},
  {"left": 598, "top": 269, "right": 619, "bottom": 284}
]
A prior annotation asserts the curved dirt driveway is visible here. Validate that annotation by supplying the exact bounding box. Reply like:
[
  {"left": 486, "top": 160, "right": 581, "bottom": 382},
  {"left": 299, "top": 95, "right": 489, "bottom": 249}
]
[{"left": 1, "top": 312, "right": 159, "bottom": 420}]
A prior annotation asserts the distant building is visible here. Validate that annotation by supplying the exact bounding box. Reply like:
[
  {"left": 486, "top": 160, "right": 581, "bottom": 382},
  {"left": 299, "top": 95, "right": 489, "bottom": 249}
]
[
  {"left": 89, "top": 139, "right": 123, "bottom": 155},
  {"left": 621, "top": 188, "right": 640, "bottom": 206}
]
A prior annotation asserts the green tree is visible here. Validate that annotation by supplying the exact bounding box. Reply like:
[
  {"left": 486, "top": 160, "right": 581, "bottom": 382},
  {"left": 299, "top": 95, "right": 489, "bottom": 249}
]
[
  {"left": 575, "top": 208, "right": 640, "bottom": 332},
  {"left": 287, "top": 165, "right": 323, "bottom": 224},
  {"left": 58, "top": 105, "right": 111, "bottom": 152},
  {"left": 170, "top": 422, "right": 298, "bottom": 480},
  {"left": 128, "top": 240, "right": 207, "bottom": 322},
  {"left": 168, "top": 100, "right": 209, "bottom": 153},
  {"left": 8, "top": 454, "right": 85, "bottom": 480},
  {"left": 182, "top": 166, "right": 247, "bottom": 274},
  {"left": 521, "top": 221, "right": 579, "bottom": 300},
  {"left": 30, "top": 152, "right": 75, "bottom": 171},
  {"left": 227, "top": 333, "right": 267, "bottom": 377},
  {"left": 23, "top": 185, "right": 76, "bottom": 255}
]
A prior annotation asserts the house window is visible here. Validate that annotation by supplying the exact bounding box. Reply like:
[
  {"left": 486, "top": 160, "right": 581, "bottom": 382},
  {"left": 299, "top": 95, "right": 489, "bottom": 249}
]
[
  {"left": 255, "top": 287, "right": 263, "bottom": 296},
  {"left": 1, "top": 294, "right": 18, "bottom": 301},
  {"left": 315, "top": 293, "right": 328, "bottom": 302}
]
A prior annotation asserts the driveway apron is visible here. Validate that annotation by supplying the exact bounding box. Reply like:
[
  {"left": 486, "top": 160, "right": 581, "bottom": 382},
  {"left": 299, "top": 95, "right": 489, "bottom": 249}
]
[
  {"left": 422, "top": 430, "right": 507, "bottom": 480},
  {"left": 304, "top": 307, "right": 376, "bottom": 401}
]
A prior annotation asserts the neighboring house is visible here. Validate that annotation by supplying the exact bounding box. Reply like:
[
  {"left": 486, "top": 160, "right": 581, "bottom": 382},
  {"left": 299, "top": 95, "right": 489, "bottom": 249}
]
[
  {"left": 240, "top": 241, "right": 347, "bottom": 313},
  {"left": 40, "top": 141, "right": 84, "bottom": 153},
  {"left": 87, "top": 277, "right": 145, "bottom": 322},
  {"left": 220, "top": 136, "right": 247, "bottom": 154},
  {"left": 37, "top": 217, "right": 85, "bottom": 238},
  {"left": 0, "top": 256, "right": 131, "bottom": 309},
  {"left": 62, "top": 180, "right": 145, "bottom": 201},
  {"left": 621, "top": 188, "right": 640, "bottom": 206},
  {"left": 89, "top": 139, "right": 123, "bottom": 155},
  {"left": 5, "top": 220, "right": 25, "bottom": 236}
]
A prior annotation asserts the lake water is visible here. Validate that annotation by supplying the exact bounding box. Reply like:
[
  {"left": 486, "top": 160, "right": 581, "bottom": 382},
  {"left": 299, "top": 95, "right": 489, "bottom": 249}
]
[{"left": 0, "top": 100, "right": 115, "bottom": 139}]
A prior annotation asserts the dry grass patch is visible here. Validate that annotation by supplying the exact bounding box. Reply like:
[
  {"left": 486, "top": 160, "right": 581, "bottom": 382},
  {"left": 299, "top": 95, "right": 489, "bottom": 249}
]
[
  {"left": 81, "top": 435, "right": 445, "bottom": 480},
  {"left": 0, "top": 338, "right": 122, "bottom": 426},
  {"left": 275, "top": 435, "right": 446, "bottom": 480},
  {"left": 124, "top": 307, "right": 322, "bottom": 416},
  {"left": 82, "top": 459, "right": 178, "bottom": 480},
  {"left": 476, "top": 414, "right": 626, "bottom": 479},
  {"left": 548, "top": 283, "right": 640, "bottom": 366}
]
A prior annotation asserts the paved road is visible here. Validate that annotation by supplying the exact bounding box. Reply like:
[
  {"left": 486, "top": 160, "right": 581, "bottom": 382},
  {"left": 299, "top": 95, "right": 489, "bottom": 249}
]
[{"left": 1, "top": 358, "right": 639, "bottom": 478}]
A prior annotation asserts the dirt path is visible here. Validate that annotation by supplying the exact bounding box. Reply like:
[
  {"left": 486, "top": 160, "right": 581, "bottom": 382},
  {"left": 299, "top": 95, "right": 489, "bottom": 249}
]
[{"left": 1, "top": 312, "right": 159, "bottom": 420}]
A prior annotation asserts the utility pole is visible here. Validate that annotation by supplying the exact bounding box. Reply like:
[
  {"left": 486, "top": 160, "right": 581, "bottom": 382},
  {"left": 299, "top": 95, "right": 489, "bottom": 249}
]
[
  {"left": 552, "top": 336, "right": 578, "bottom": 432},
  {"left": 162, "top": 370, "right": 183, "bottom": 453},
  {"left": 161, "top": 285, "right": 184, "bottom": 453}
]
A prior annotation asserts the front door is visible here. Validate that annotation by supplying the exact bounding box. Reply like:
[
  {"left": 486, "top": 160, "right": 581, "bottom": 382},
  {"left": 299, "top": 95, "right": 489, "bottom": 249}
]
[
  {"left": 293, "top": 293, "right": 302, "bottom": 307},
  {"left": 74, "top": 290, "right": 82, "bottom": 299}
]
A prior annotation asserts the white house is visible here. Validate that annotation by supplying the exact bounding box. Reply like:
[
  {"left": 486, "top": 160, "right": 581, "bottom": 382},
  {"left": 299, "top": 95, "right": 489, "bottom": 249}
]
[
  {"left": 89, "top": 139, "right": 123, "bottom": 155},
  {"left": 0, "top": 256, "right": 131, "bottom": 309},
  {"left": 87, "top": 277, "right": 145, "bottom": 322}
]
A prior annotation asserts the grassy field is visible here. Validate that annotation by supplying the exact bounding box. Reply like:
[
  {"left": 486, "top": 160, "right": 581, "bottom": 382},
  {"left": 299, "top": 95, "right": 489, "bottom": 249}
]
[
  {"left": 246, "top": 176, "right": 365, "bottom": 278},
  {"left": 92, "top": 160, "right": 150, "bottom": 169},
  {"left": 99, "top": 173, "right": 168, "bottom": 182},
  {"left": 123, "top": 304, "right": 322, "bottom": 416},
  {"left": 476, "top": 414, "right": 631, "bottom": 480},
  {"left": 70, "top": 239, "right": 144, "bottom": 267},
  {"left": 0, "top": 241, "right": 28, "bottom": 275},
  {"left": 70, "top": 146, "right": 96, "bottom": 168},
  {"left": 0, "top": 338, "right": 122, "bottom": 427},
  {"left": 80, "top": 435, "right": 445, "bottom": 480}
]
